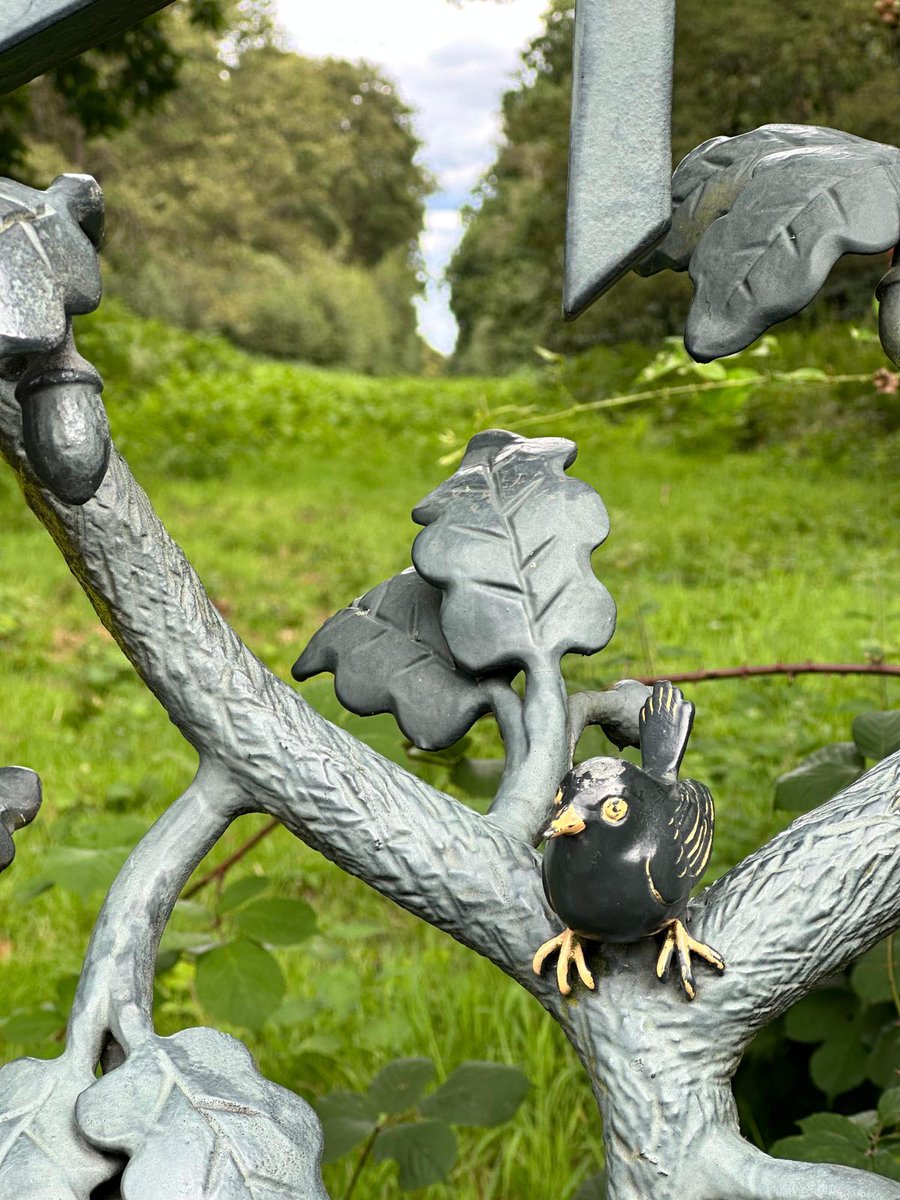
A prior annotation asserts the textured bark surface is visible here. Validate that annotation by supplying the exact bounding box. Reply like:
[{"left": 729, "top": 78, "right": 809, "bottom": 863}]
[{"left": 1, "top": 380, "right": 898, "bottom": 1199}]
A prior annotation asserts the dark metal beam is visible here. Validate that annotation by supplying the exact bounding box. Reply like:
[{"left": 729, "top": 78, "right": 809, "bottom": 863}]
[
  {"left": 563, "top": 0, "right": 675, "bottom": 321},
  {"left": 0, "top": 0, "right": 177, "bottom": 94}
]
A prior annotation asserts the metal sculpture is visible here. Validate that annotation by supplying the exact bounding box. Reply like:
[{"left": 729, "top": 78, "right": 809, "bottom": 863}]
[
  {"left": 534, "top": 680, "right": 724, "bottom": 1000},
  {"left": 0, "top": 2, "right": 898, "bottom": 1199},
  {"left": 0, "top": 767, "right": 42, "bottom": 873},
  {"left": 563, "top": 0, "right": 675, "bottom": 318}
]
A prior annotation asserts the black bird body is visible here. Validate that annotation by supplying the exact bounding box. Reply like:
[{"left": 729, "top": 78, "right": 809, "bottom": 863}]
[
  {"left": 542, "top": 758, "right": 714, "bottom": 944},
  {"left": 533, "top": 681, "right": 723, "bottom": 998}
]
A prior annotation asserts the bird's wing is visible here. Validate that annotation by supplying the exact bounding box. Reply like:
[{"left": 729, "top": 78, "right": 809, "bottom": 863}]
[
  {"left": 639, "top": 680, "right": 694, "bottom": 783},
  {"left": 668, "top": 778, "right": 715, "bottom": 888}
]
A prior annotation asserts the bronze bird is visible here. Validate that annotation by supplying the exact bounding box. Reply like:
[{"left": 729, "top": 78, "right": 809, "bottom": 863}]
[{"left": 533, "top": 681, "right": 724, "bottom": 999}]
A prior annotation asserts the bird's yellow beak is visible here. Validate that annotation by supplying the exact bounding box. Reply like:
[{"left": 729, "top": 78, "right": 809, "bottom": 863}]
[{"left": 544, "top": 804, "right": 586, "bottom": 839}]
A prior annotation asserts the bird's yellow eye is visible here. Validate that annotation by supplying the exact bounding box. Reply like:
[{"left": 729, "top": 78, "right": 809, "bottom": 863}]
[
  {"left": 601, "top": 798, "right": 629, "bottom": 824},
  {"left": 553, "top": 788, "right": 563, "bottom": 808}
]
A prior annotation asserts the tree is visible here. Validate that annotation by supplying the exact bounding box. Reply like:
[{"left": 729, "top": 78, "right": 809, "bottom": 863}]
[
  {"left": 0, "top": 0, "right": 263, "bottom": 175},
  {"left": 449, "top": 0, "right": 900, "bottom": 372},
  {"left": 23, "top": 26, "right": 431, "bottom": 371}
]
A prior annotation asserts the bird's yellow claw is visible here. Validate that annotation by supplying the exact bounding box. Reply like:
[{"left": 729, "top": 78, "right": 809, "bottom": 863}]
[
  {"left": 656, "top": 919, "right": 724, "bottom": 1000},
  {"left": 532, "top": 928, "right": 595, "bottom": 995}
]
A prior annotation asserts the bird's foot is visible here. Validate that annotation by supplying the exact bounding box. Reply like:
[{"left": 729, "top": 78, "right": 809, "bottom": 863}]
[
  {"left": 532, "top": 928, "right": 595, "bottom": 996},
  {"left": 656, "top": 919, "right": 725, "bottom": 1000}
]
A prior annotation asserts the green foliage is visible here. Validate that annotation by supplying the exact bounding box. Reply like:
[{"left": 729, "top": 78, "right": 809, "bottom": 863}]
[
  {"left": 772, "top": 1108, "right": 900, "bottom": 1179},
  {"left": 315, "top": 1057, "right": 530, "bottom": 1191},
  {"left": 0, "top": 0, "right": 243, "bottom": 173},
  {"left": 195, "top": 938, "right": 287, "bottom": 1031},
  {"left": 449, "top": 0, "right": 900, "bottom": 371},
  {"left": 774, "top": 743, "right": 865, "bottom": 813},
  {"left": 774, "top": 707, "right": 900, "bottom": 813},
  {"left": 21, "top": 10, "right": 429, "bottom": 371}
]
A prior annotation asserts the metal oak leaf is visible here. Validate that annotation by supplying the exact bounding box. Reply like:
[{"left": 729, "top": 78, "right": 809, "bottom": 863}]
[
  {"left": 637, "top": 124, "right": 900, "bottom": 361},
  {"left": 0, "top": 765, "right": 41, "bottom": 871},
  {"left": 411, "top": 429, "right": 615, "bottom": 675},
  {"left": 292, "top": 567, "right": 492, "bottom": 750},
  {"left": 0, "top": 174, "right": 102, "bottom": 357},
  {"left": 75, "top": 1027, "right": 327, "bottom": 1200},
  {"left": 0, "top": 1055, "right": 118, "bottom": 1199}
]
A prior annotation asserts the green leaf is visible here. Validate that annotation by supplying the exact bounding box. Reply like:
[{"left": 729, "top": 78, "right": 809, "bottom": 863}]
[
  {"left": 268, "top": 997, "right": 318, "bottom": 1027},
  {"left": 572, "top": 1170, "right": 607, "bottom": 1200},
  {"left": 849, "top": 1109, "right": 880, "bottom": 1134},
  {"left": 784, "top": 990, "right": 855, "bottom": 1044},
  {"left": 372, "top": 1120, "right": 457, "bottom": 1189},
  {"left": 798, "top": 1113, "right": 870, "bottom": 1151},
  {"left": 770, "top": 1133, "right": 869, "bottom": 1170},
  {"left": 316, "top": 1091, "right": 379, "bottom": 1124},
  {"left": 879, "top": 1088, "right": 900, "bottom": 1127},
  {"left": 779, "top": 367, "right": 830, "bottom": 383},
  {"left": 319, "top": 1115, "right": 376, "bottom": 1164},
  {"left": 419, "top": 1061, "right": 530, "bottom": 1127},
  {"left": 316, "top": 965, "right": 361, "bottom": 1020},
  {"left": 873, "top": 1149, "right": 900, "bottom": 1182},
  {"left": 852, "top": 711, "right": 900, "bottom": 761},
  {"left": 850, "top": 935, "right": 900, "bottom": 1004},
  {"left": 2, "top": 1008, "right": 65, "bottom": 1043},
  {"left": 232, "top": 898, "right": 317, "bottom": 946},
  {"left": 810, "top": 1030, "right": 867, "bottom": 1100},
  {"left": 867, "top": 1025, "right": 900, "bottom": 1090},
  {"left": 367, "top": 1058, "right": 435, "bottom": 1116},
  {"left": 29, "top": 845, "right": 131, "bottom": 899},
  {"left": 314, "top": 1092, "right": 379, "bottom": 1164},
  {"left": 218, "top": 875, "right": 271, "bottom": 914},
  {"left": 774, "top": 743, "right": 864, "bottom": 812},
  {"left": 195, "top": 939, "right": 285, "bottom": 1030}
]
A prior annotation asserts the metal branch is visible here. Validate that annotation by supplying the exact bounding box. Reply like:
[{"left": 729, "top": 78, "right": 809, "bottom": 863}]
[
  {"left": 66, "top": 760, "right": 244, "bottom": 1066},
  {"left": 567, "top": 680, "right": 651, "bottom": 764},
  {"left": 487, "top": 663, "right": 570, "bottom": 845}
]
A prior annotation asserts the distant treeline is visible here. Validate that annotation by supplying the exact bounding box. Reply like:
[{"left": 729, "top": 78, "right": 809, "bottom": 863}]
[
  {"left": 7, "top": 3, "right": 431, "bottom": 374},
  {"left": 448, "top": 0, "right": 900, "bottom": 374}
]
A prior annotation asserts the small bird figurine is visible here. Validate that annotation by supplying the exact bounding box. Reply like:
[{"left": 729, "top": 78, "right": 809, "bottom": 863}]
[{"left": 533, "top": 680, "right": 724, "bottom": 999}]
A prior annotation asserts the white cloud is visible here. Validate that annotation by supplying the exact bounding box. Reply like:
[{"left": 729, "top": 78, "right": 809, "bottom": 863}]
[{"left": 274, "top": 0, "right": 548, "bottom": 354}]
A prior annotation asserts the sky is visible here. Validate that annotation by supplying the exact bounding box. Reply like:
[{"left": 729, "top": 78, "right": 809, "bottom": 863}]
[{"left": 274, "top": 0, "right": 549, "bottom": 354}]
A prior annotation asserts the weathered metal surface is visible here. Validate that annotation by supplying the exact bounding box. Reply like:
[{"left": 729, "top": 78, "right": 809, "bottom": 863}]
[
  {"left": 0, "top": 173, "right": 108, "bottom": 502},
  {"left": 0, "top": 0, "right": 177, "bottom": 94},
  {"left": 0, "top": 766, "right": 41, "bottom": 871},
  {"left": 637, "top": 124, "right": 900, "bottom": 361},
  {"left": 563, "top": 0, "right": 675, "bottom": 319},
  {"left": 0, "top": 3, "right": 898, "bottom": 1195}
]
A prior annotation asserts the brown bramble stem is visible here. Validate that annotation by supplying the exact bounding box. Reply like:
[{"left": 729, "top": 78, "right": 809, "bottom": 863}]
[
  {"left": 636, "top": 662, "right": 900, "bottom": 685},
  {"left": 182, "top": 817, "right": 279, "bottom": 900}
]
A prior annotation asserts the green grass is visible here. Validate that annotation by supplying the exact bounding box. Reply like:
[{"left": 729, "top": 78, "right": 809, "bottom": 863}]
[{"left": 0, "top": 304, "right": 897, "bottom": 1197}]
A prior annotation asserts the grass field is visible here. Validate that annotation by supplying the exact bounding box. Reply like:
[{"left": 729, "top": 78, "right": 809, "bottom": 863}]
[{"left": 0, "top": 306, "right": 897, "bottom": 1197}]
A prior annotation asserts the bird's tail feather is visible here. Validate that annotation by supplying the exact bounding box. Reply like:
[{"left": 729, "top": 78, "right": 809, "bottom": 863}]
[{"left": 639, "top": 680, "right": 694, "bottom": 782}]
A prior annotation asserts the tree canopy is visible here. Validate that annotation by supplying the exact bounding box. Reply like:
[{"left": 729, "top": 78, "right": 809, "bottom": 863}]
[
  {"left": 14, "top": 3, "right": 432, "bottom": 372},
  {"left": 449, "top": 0, "right": 900, "bottom": 373}
]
